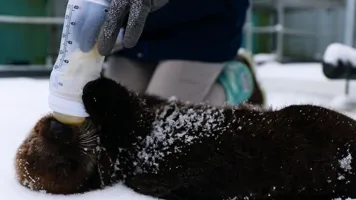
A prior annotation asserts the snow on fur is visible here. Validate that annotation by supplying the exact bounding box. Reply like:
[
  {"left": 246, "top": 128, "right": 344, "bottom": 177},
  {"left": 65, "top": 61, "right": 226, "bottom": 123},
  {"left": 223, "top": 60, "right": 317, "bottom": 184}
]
[{"left": 136, "top": 101, "right": 225, "bottom": 174}]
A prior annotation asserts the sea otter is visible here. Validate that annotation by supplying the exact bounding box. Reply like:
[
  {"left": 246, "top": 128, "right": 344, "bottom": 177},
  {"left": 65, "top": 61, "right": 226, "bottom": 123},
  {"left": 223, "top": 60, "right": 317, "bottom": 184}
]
[{"left": 15, "top": 77, "right": 356, "bottom": 200}]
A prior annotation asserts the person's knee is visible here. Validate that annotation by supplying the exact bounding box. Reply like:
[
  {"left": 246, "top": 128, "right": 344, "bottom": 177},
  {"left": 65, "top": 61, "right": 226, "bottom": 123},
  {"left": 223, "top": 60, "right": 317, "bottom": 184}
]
[
  {"left": 146, "top": 60, "right": 225, "bottom": 103},
  {"left": 204, "top": 83, "right": 226, "bottom": 106}
]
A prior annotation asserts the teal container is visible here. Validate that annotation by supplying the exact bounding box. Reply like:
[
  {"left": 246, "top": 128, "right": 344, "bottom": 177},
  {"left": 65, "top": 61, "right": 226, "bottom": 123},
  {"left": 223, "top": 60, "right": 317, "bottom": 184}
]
[{"left": 0, "top": 0, "right": 50, "bottom": 65}]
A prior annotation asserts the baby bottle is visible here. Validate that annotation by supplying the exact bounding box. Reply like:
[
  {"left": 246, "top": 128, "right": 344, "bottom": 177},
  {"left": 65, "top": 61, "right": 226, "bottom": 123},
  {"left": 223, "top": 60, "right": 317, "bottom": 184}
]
[{"left": 48, "top": 0, "right": 112, "bottom": 124}]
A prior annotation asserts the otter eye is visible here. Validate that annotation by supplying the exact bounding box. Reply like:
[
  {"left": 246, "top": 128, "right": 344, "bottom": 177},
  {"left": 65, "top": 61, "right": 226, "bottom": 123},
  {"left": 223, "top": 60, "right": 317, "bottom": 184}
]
[{"left": 45, "top": 119, "right": 73, "bottom": 144}]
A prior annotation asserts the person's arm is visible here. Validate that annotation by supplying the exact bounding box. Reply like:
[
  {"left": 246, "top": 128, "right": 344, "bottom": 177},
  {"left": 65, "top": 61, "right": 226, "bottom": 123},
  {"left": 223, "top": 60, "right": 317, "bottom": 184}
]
[
  {"left": 97, "top": 0, "right": 250, "bottom": 56},
  {"left": 143, "top": 0, "right": 234, "bottom": 32}
]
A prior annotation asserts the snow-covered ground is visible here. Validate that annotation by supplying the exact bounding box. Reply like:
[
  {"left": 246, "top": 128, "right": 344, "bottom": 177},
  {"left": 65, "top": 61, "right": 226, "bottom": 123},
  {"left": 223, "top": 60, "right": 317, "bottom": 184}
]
[{"left": 1, "top": 61, "right": 356, "bottom": 199}]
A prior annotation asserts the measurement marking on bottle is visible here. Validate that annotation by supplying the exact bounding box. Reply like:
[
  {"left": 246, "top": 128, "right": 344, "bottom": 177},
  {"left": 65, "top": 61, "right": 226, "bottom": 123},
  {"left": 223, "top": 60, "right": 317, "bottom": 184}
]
[{"left": 57, "top": 4, "right": 78, "bottom": 70}]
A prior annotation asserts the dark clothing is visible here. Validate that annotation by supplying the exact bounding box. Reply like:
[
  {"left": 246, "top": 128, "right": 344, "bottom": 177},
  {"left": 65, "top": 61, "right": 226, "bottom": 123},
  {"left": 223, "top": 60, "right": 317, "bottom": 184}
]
[{"left": 115, "top": 0, "right": 249, "bottom": 63}]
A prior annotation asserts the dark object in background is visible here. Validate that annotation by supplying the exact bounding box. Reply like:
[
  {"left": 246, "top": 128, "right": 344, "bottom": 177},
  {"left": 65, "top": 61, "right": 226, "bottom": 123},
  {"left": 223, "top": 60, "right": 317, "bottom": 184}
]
[
  {"left": 5, "top": 60, "right": 30, "bottom": 65},
  {"left": 322, "top": 60, "right": 356, "bottom": 80}
]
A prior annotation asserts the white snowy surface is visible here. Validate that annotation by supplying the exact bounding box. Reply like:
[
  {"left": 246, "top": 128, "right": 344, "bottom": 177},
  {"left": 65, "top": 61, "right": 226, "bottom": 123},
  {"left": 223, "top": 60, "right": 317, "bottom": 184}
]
[
  {"left": 323, "top": 43, "right": 356, "bottom": 66},
  {"left": 256, "top": 62, "right": 356, "bottom": 117},
  {"left": 253, "top": 53, "right": 277, "bottom": 65},
  {"left": 2, "top": 62, "right": 356, "bottom": 199}
]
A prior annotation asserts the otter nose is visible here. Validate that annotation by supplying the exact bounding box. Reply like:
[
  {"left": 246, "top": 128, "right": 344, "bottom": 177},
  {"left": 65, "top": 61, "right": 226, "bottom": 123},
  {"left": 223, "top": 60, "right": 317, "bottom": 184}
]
[{"left": 47, "top": 119, "right": 73, "bottom": 144}]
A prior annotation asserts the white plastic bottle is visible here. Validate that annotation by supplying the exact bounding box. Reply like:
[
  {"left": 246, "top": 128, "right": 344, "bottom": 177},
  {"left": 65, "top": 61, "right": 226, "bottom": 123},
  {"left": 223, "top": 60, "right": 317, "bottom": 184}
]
[{"left": 48, "top": 0, "right": 112, "bottom": 124}]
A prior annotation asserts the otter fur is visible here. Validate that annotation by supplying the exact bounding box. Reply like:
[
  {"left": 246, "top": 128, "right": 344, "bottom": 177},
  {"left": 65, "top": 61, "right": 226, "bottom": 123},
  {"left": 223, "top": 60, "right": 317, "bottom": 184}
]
[{"left": 15, "top": 77, "right": 356, "bottom": 200}]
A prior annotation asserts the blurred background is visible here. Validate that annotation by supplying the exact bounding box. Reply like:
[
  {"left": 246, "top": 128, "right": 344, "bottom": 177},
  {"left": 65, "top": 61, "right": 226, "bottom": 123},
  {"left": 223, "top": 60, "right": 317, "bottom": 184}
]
[
  {"left": 0, "top": 0, "right": 353, "bottom": 74},
  {"left": 0, "top": 0, "right": 353, "bottom": 72},
  {"left": 0, "top": 0, "right": 354, "bottom": 74},
  {"left": 244, "top": 0, "right": 352, "bottom": 62},
  {"left": 2, "top": 0, "right": 356, "bottom": 113}
]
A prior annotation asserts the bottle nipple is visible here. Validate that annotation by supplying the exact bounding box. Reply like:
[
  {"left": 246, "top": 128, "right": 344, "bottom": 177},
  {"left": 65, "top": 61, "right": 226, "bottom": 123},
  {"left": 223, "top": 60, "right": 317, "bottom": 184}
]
[{"left": 53, "top": 112, "right": 85, "bottom": 125}]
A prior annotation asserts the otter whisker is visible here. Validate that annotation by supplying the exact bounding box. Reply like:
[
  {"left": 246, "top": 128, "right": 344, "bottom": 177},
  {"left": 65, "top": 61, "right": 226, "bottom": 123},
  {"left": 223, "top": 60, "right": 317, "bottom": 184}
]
[
  {"left": 78, "top": 144, "right": 97, "bottom": 153},
  {"left": 78, "top": 146, "right": 97, "bottom": 152},
  {"left": 80, "top": 139, "right": 97, "bottom": 146},
  {"left": 81, "top": 134, "right": 98, "bottom": 141},
  {"left": 79, "top": 150, "right": 95, "bottom": 156},
  {"left": 79, "top": 129, "right": 97, "bottom": 138},
  {"left": 79, "top": 149, "right": 92, "bottom": 156},
  {"left": 77, "top": 120, "right": 98, "bottom": 140},
  {"left": 78, "top": 143, "right": 97, "bottom": 150},
  {"left": 78, "top": 131, "right": 97, "bottom": 141},
  {"left": 77, "top": 126, "right": 99, "bottom": 149},
  {"left": 80, "top": 139, "right": 97, "bottom": 145},
  {"left": 79, "top": 143, "right": 98, "bottom": 149},
  {"left": 79, "top": 119, "right": 93, "bottom": 129},
  {"left": 78, "top": 142, "right": 97, "bottom": 147},
  {"left": 78, "top": 141, "right": 97, "bottom": 148},
  {"left": 80, "top": 138, "right": 98, "bottom": 145},
  {"left": 80, "top": 122, "right": 91, "bottom": 132},
  {"left": 78, "top": 145, "right": 97, "bottom": 155},
  {"left": 80, "top": 137, "right": 99, "bottom": 145},
  {"left": 79, "top": 128, "right": 97, "bottom": 138}
]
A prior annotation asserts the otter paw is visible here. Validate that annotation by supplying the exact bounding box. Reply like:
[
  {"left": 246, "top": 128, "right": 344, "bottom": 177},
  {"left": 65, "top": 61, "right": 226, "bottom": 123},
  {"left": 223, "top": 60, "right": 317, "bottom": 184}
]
[{"left": 82, "top": 77, "right": 131, "bottom": 121}]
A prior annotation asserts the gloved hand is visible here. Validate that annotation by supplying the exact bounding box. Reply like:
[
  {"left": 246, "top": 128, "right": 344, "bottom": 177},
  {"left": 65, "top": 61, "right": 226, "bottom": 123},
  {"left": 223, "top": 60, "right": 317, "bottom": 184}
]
[{"left": 97, "top": 0, "right": 169, "bottom": 56}]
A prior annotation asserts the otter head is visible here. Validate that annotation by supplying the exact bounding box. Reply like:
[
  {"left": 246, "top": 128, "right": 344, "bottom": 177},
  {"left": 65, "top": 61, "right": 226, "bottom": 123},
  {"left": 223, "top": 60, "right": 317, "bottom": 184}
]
[{"left": 15, "top": 114, "right": 100, "bottom": 194}]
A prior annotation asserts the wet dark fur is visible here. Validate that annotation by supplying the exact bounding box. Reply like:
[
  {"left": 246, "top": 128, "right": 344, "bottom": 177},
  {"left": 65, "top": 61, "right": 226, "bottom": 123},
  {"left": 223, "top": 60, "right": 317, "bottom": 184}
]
[
  {"left": 16, "top": 77, "right": 356, "bottom": 200},
  {"left": 15, "top": 115, "right": 101, "bottom": 194}
]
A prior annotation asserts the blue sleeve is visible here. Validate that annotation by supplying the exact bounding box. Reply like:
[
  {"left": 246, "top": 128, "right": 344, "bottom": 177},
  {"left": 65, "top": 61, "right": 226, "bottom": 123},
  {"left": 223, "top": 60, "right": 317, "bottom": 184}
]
[
  {"left": 120, "top": 0, "right": 249, "bottom": 62},
  {"left": 144, "top": 0, "right": 250, "bottom": 33}
]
